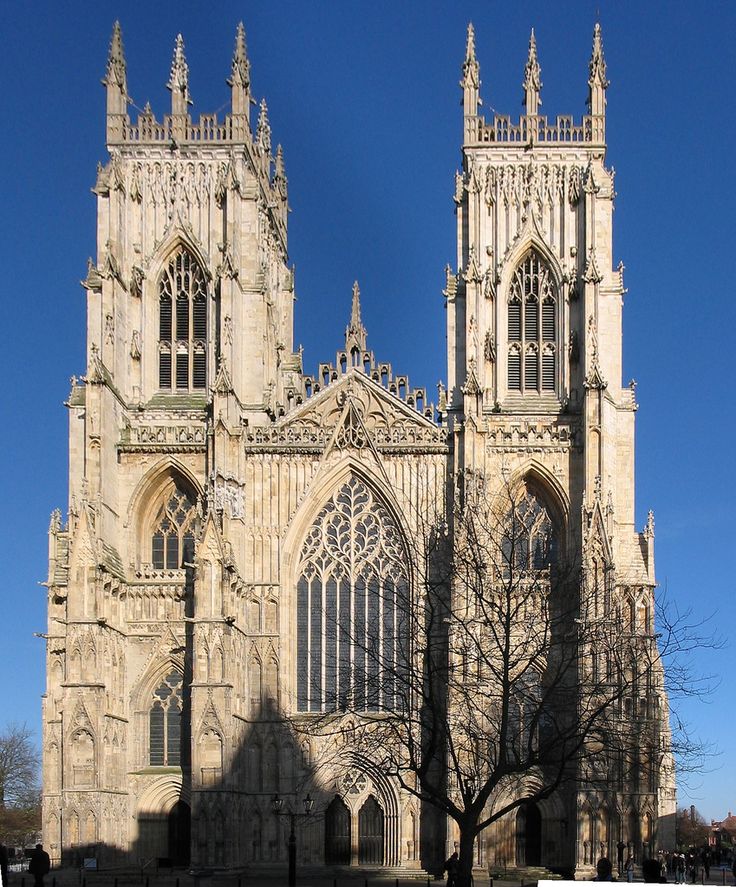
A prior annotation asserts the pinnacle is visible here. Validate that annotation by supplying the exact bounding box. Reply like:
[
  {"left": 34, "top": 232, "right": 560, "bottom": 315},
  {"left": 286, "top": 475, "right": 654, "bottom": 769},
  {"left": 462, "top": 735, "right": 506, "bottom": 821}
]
[
  {"left": 524, "top": 28, "right": 541, "bottom": 86},
  {"left": 589, "top": 22, "right": 609, "bottom": 89},
  {"left": 274, "top": 144, "right": 286, "bottom": 179},
  {"left": 105, "top": 20, "right": 126, "bottom": 88},
  {"left": 465, "top": 22, "right": 477, "bottom": 64},
  {"left": 229, "top": 21, "right": 250, "bottom": 88},
  {"left": 168, "top": 33, "right": 192, "bottom": 105},
  {"left": 256, "top": 98, "right": 271, "bottom": 153},
  {"left": 345, "top": 281, "right": 368, "bottom": 353},
  {"left": 461, "top": 21, "right": 480, "bottom": 92},
  {"left": 523, "top": 27, "right": 542, "bottom": 110}
]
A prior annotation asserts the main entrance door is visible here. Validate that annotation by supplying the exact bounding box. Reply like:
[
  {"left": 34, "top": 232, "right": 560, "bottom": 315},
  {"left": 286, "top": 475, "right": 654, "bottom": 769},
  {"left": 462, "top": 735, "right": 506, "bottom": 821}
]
[
  {"left": 516, "top": 802, "right": 541, "bottom": 867},
  {"left": 358, "top": 795, "right": 384, "bottom": 865},
  {"left": 325, "top": 797, "right": 351, "bottom": 865}
]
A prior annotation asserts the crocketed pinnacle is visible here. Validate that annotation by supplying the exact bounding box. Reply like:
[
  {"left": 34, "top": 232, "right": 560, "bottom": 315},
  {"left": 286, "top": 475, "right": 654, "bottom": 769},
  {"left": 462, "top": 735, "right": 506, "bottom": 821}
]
[
  {"left": 274, "top": 145, "right": 286, "bottom": 183},
  {"left": 168, "top": 34, "right": 192, "bottom": 106},
  {"left": 588, "top": 23, "right": 609, "bottom": 90},
  {"left": 256, "top": 98, "right": 272, "bottom": 154},
  {"left": 229, "top": 21, "right": 250, "bottom": 88},
  {"left": 524, "top": 28, "right": 542, "bottom": 92},
  {"left": 345, "top": 281, "right": 367, "bottom": 353},
  {"left": 461, "top": 22, "right": 480, "bottom": 89},
  {"left": 105, "top": 21, "right": 127, "bottom": 88}
]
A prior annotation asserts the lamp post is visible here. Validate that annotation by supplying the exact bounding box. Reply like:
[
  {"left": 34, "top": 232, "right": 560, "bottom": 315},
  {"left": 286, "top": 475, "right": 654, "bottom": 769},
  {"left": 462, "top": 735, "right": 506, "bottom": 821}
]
[{"left": 272, "top": 793, "right": 314, "bottom": 887}]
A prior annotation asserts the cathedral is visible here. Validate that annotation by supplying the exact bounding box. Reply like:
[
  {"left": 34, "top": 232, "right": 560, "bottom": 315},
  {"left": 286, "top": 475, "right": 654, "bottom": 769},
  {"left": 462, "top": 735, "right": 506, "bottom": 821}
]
[{"left": 42, "top": 20, "right": 676, "bottom": 877}]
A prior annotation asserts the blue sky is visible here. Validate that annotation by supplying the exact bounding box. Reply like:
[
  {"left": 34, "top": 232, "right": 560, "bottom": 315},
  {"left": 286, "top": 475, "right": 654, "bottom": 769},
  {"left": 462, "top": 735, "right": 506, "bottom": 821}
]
[{"left": 1, "top": 1, "right": 734, "bottom": 821}]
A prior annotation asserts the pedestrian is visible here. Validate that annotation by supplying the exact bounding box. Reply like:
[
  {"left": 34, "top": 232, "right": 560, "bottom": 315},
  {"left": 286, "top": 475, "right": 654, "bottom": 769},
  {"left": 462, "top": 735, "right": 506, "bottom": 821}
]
[
  {"left": 626, "top": 853, "right": 635, "bottom": 883},
  {"left": 595, "top": 857, "right": 614, "bottom": 881},
  {"left": 444, "top": 851, "right": 460, "bottom": 887},
  {"left": 28, "top": 845, "right": 50, "bottom": 887}
]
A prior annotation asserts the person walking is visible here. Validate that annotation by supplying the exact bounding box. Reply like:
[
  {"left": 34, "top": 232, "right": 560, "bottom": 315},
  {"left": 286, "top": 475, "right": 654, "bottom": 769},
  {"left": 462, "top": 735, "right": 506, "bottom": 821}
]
[
  {"left": 444, "top": 851, "right": 460, "bottom": 887},
  {"left": 28, "top": 845, "right": 50, "bottom": 887},
  {"left": 625, "top": 853, "right": 635, "bottom": 883}
]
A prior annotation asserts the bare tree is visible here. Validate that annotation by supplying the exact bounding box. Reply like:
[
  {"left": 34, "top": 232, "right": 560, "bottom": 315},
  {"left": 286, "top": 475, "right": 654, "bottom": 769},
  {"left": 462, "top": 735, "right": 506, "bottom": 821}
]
[
  {"left": 0, "top": 724, "right": 39, "bottom": 810},
  {"left": 0, "top": 723, "right": 40, "bottom": 847},
  {"left": 292, "top": 472, "right": 702, "bottom": 887}
]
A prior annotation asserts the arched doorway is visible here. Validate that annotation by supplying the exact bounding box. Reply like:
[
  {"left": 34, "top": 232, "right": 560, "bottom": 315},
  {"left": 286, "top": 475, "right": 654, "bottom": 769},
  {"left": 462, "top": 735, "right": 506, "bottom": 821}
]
[
  {"left": 325, "top": 797, "right": 350, "bottom": 865},
  {"left": 168, "top": 800, "right": 190, "bottom": 865},
  {"left": 516, "top": 802, "right": 542, "bottom": 867},
  {"left": 358, "top": 795, "right": 384, "bottom": 865}
]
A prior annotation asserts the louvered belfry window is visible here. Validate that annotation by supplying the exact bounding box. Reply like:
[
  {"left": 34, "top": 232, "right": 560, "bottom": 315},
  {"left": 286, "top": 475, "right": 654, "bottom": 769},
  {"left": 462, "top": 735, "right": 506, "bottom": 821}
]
[
  {"left": 507, "top": 251, "right": 557, "bottom": 394},
  {"left": 296, "top": 477, "right": 410, "bottom": 713},
  {"left": 159, "top": 248, "right": 207, "bottom": 390}
]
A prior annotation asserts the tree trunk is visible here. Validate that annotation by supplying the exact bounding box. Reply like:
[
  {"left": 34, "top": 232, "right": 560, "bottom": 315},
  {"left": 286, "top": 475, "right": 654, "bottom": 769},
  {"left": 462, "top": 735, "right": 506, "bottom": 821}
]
[{"left": 456, "top": 826, "right": 477, "bottom": 887}]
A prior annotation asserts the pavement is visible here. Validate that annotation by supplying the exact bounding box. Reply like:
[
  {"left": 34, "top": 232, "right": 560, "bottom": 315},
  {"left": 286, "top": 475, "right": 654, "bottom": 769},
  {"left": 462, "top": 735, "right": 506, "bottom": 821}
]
[{"left": 6, "top": 868, "right": 736, "bottom": 887}]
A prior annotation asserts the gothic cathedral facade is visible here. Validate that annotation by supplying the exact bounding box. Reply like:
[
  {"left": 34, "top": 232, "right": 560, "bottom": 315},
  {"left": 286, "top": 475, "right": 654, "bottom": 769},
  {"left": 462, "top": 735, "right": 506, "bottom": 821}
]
[{"left": 42, "top": 22, "right": 675, "bottom": 876}]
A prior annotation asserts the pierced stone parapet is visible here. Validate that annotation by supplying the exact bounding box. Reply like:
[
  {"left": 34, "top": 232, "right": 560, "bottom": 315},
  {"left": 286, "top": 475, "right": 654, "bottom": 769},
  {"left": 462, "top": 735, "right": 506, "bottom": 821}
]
[
  {"left": 303, "top": 350, "right": 435, "bottom": 421},
  {"left": 469, "top": 113, "right": 605, "bottom": 147}
]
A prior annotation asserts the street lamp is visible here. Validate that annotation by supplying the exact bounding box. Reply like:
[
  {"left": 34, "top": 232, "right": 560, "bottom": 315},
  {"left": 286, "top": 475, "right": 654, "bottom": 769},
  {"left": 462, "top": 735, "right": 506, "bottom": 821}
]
[{"left": 271, "top": 793, "right": 314, "bottom": 887}]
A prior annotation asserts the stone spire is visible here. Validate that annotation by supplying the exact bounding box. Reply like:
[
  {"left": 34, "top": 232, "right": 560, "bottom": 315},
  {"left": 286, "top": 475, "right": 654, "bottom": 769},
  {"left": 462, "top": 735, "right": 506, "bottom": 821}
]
[
  {"left": 461, "top": 23, "right": 480, "bottom": 118},
  {"left": 256, "top": 98, "right": 272, "bottom": 155},
  {"left": 229, "top": 22, "right": 251, "bottom": 120},
  {"left": 345, "top": 281, "right": 367, "bottom": 356},
  {"left": 168, "top": 34, "right": 192, "bottom": 117},
  {"left": 104, "top": 22, "right": 128, "bottom": 142},
  {"left": 587, "top": 23, "right": 608, "bottom": 141},
  {"left": 522, "top": 28, "right": 542, "bottom": 116}
]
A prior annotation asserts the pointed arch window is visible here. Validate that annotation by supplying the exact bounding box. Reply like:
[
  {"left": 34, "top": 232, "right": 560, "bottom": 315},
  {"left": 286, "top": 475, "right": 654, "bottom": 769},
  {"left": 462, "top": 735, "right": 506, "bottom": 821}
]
[
  {"left": 159, "top": 248, "right": 208, "bottom": 391},
  {"left": 296, "top": 476, "right": 410, "bottom": 713},
  {"left": 149, "top": 670, "right": 183, "bottom": 766},
  {"left": 502, "top": 486, "right": 557, "bottom": 572},
  {"left": 507, "top": 251, "right": 557, "bottom": 394},
  {"left": 151, "top": 483, "right": 197, "bottom": 569}
]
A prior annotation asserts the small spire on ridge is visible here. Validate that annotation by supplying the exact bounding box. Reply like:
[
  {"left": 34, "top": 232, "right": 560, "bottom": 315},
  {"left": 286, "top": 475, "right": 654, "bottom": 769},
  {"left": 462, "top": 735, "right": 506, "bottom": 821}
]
[
  {"left": 168, "top": 34, "right": 192, "bottom": 108},
  {"left": 345, "top": 281, "right": 367, "bottom": 355}
]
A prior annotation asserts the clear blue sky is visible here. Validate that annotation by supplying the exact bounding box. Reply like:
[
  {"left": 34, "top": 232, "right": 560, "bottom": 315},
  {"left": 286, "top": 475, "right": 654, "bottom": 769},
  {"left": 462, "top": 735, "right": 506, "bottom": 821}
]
[{"left": 1, "top": 1, "right": 734, "bottom": 822}]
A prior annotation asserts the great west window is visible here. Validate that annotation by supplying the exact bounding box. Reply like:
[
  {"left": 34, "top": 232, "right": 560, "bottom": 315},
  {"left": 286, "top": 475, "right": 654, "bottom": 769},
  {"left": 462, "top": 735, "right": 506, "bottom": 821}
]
[{"left": 296, "top": 477, "right": 410, "bottom": 713}]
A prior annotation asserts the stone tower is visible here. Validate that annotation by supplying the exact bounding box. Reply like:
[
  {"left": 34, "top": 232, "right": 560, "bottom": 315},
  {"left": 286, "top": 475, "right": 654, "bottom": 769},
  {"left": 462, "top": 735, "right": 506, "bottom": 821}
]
[{"left": 42, "top": 21, "right": 675, "bottom": 875}]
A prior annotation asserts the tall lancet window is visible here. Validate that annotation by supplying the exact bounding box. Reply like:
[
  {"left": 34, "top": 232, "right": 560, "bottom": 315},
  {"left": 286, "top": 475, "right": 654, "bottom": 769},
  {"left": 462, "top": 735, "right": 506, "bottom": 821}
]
[
  {"left": 159, "top": 248, "right": 207, "bottom": 390},
  {"left": 149, "top": 670, "right": 183, "bottom": 766},
  {"left": 296, "top": 476, "right": 410, "bottom": 713},
  {"left": 507, "top": 251, "right": 557, "bottom": 394}
]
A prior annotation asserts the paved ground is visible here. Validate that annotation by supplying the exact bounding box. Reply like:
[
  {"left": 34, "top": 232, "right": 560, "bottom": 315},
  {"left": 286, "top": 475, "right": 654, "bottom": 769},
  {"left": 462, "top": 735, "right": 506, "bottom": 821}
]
[{"left": 6, "top": 868, "right": 736, "bottom": 887}]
